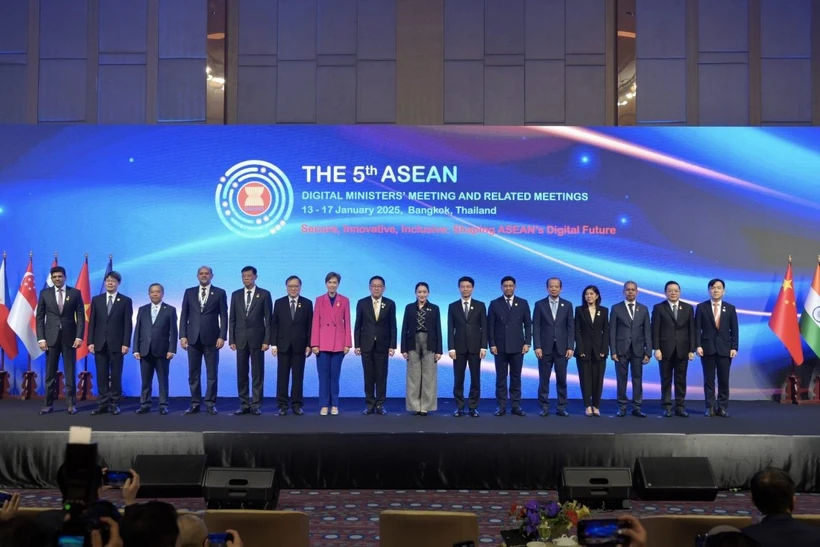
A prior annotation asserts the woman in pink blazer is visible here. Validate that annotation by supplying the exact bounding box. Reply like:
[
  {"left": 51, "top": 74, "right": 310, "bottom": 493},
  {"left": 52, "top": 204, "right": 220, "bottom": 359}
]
[{"left": 311, "top": 271, "right": 352, "bottom": 415}]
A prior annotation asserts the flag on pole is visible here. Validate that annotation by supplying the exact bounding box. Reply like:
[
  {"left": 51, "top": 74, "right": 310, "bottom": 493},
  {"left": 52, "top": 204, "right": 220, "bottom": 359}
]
[
  {"left": 75, "top": 257, "right": 92, "bottom": 361},
  {"left": 0, "top": 254, "right": 19, "bottom": 359},
  {"left": 768, "top": 259, "right": 804, "bottom": 365},
  {"left": 8, "top": 258, "right": 43, "bottom": 360},
  {"left": 98, "top": 255, "right": 112, "bottom": 295},
  {"left": 799, "top": 256, "right": 820, "bottom": 358},
  {"left": 43, "top": 255, "right": 58, "bottom": 290}
]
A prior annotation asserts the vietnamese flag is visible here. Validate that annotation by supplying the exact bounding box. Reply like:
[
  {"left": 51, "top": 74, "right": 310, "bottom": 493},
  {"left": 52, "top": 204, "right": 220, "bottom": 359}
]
[
  {"left": 0, "top": 254, "right": 19, "bottom": 359},
  {"left": 768, "top": 259, "right": 804, "bottom": 365},
  {"left": 75, "top": 257, "right": 92, "bottom": 361}
]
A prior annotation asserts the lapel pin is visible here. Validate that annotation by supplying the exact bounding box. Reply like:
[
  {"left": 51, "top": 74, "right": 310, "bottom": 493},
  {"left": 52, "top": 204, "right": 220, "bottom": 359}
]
[
  {"left": 597, "top": 311, "right": 601, "bottom": 316},
  {"left": 560, "top": 303, "right": 564, "bottom": 307},
  {"left": 255, "top": 294, "right": 260, "bottom": 298},
  {"left": 298, "top": 304, "right": 301, "bottom": 308},
  {"left": 470, "top": 306, "right": 474, "bottom": 310},
  {"left": 514, "top": 303, "right": 518, "bottom": 307},
  {"left": 722, "top": 307, "right": 726, "bottom": 312},
  {"left": 66, "top": 296, "right": 70, "bottom": 301},
  {"left": 116, "top": 298, "right": 121, "bottom": 302}
]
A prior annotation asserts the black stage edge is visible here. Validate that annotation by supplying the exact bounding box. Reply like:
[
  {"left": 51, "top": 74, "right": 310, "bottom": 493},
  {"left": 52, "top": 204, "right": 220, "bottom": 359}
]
[{"left": 1, "top": 398, "right": 819, "bottom": 492}]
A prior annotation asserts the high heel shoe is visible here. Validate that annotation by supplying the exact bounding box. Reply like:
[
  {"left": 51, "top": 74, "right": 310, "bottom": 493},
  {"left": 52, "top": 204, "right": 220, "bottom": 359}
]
[
  {"left": 592, "top": 407, "right": 601, "bottom": 417},
  {"left": 585, "top": 406, "right": 593, "bottom": 417}
]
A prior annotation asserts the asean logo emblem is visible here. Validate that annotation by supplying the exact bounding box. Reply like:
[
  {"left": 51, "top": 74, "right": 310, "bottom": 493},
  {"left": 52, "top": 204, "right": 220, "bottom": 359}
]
[{"left": 215, "top": 160, "right": 294, "bottom": 238}]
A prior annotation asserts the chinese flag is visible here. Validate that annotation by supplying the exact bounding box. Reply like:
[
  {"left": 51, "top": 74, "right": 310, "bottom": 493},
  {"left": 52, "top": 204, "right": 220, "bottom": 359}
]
[
  {"left": 768, "top": 261, "right": 804, "bottom": 365},
  {"left": 75, "top": 258, "right": 91, "bottom": 361}
]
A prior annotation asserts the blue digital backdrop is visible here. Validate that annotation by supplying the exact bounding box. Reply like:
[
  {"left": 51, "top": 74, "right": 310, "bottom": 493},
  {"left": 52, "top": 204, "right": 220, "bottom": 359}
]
[{"left": 1, "top": 125, "right": 819, "bottom": 401}]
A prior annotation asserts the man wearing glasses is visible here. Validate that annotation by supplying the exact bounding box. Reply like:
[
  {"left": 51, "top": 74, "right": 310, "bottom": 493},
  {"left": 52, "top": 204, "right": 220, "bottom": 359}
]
[
  {"left": 270, "top": 276, "right": 313, "bottom": 415},
  {"left": 354, "top": 276, "right": 397, "bottom": 415}
]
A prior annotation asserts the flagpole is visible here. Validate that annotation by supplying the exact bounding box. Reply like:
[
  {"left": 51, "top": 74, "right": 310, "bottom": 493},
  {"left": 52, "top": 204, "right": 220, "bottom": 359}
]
[{"left": 0, "top": 251, "right": 5, "bottom": 399}]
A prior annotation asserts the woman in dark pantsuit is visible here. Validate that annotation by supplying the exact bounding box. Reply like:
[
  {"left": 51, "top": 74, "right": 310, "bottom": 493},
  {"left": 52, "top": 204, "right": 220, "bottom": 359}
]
[
  {"left": 575, "top": 285, "right": 609, "bottom": 417},
  {"left": 401, "top": 282, "right": 442, "bottom": 415}
]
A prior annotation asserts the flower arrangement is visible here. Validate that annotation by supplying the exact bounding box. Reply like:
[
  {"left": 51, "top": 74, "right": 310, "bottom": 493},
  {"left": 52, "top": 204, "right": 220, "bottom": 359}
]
[{"left": 509, "top": 500, "right": 591, "bottom": 540}]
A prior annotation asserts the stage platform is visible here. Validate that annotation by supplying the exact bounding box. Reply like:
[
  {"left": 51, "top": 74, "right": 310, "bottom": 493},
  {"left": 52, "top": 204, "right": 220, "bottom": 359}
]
[{"left": 1, "top": 398, "right": 818, "bottom": 491}]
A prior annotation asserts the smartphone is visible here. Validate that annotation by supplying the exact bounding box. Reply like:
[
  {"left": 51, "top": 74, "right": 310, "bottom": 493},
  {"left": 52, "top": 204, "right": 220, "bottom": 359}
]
[
  {"left": 207, "top": 532, "right": 234, "bottom": 547},
  {"left": 577, "top": 518, "right": 624, "bottom": 545},
  {"left": 0, "top": 492, "right": 13, "bottom": 503},
  {"left": 57, "top": 535, "right": 85, "bottom": 547},
  {"left": 103, "top": 470, "right": 132, "bottom": 489}
]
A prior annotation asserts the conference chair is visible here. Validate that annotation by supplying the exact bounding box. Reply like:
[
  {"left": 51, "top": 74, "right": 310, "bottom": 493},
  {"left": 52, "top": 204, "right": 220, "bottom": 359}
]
[
  {"left": 203, "top": 509, "right": 310, "bottom": 547},
  {"left": 640, "top": 515, "right": 754, "bottom": 547},
  {"left": 379, "top": 509, "right": 479, "bottom": 547}
]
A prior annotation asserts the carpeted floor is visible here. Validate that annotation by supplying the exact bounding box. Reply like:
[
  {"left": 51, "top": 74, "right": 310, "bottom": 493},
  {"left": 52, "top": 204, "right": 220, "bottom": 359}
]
[{"left": 6, "top": 488, "right": 820, "bottom": 546}]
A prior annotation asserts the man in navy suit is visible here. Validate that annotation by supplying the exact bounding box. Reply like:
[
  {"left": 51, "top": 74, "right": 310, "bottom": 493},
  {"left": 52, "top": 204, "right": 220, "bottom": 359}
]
[
  {"left": 652, "top": 280, "right": 696, "bottom": 417},
  {"left": 229, "top": 266, "right": 272, "bottom": 415},
  {"left": 742, "top": 467, "right": 820, "bottom": 546},
  {"left": 609, "top": 280, "right": 652, "bottom": 417},
  {"left": 447, "top": 276, "right": 487, "bottom": 417},
  {"left": 88, "top": 271, "right": 133, "bottom": 416},
  {"left": 354, "top": 276, "right": 398, "bottom": 415},
  {"left": 271, "top": 275, "right": 313, "bottom": 415},
  {"left": 533, "top": 277, "right": 574, "bottom": 417},
  {"left": 35, "top": 266, "right": 85, "bottom": 415},
  {"left": 133, "top": 283, "right": 177, "bottom": 415},
  {"left": 696, "top": 278, "right": 739, "bottom": 417},
  {"left": 180, "top": 266, "right": 228, "bottom": 415},
  {"left": 488, "top": 276, "right": 531, "bottom": 416}
]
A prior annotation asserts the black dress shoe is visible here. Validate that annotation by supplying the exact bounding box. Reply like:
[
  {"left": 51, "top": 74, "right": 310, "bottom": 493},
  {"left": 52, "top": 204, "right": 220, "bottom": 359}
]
[
  {"left": 705, "top": 408, "right": 715, "bottom": 417},
  {"left": 616, "top": 409, "right": 627, "bottom": 417},
  {"left": 420, "top": 411, "right": 428, "bottom": 416},
  {"left": 251, "top": 408, "right": 262, "bottom": 416},
  {"left": 159, "top": 408, "right": 169, "bottom": 416},
  {"left": 91, "top": 407, "right": 108, "bottom": 416},
  {"left": 494, "top": 407, "right": 506, "bottom": 416},
  {"left": 375, "top": 406, "right": 387, "bottom": 415},
  {"left": 363, "top": 407, "right": 374, "bottom": 415},
  {"left": 675, "top": 409, "right": 689, "bottom": 418},
  {"left": 717, "top": 409, "right": 729, "bottom": 418},
  {"left": 234, "top": 408, "right": 250, "bottom": 416},
  {"left": 538, "top": 408, "right": 549, "bottom": 417},
  {"left": 556, "top": 409, "right": 569, "bottom": 417},
  {"left": 292, "top": 408, "right": 304, "bottom": 416},
  {"left": 278, "top": 408, "right": 288, "bottom": 416},
  {"left": 207, "top": 407, "right": 218, "bottom": 416},
  {"left": 67, "top": 406, "right": 77, "bottom": 415},
  {"left": 632, "top": 410, "right": 647, "bottom": 418},
  {"left": 663, "top": 409, "right": 673, "bottom": 418},
  {"left": 135, "top": 406, "right": 150, "bottom": 415},
  {"left": 183, "top": 406, "right": 200, "bottom": 415},
  {"left": 110, "top": 406, "right": 121, "bottom": 416},
  {"left": 512, "top": 408, "right": 526, "bottom": 417},
  {"left": 413, "top": 411, "right": 421, "bottom": 416},
  {"left": 469, "top": 408, "right": 479, "bottom": 417},
  {"left": 39, "top": 406, "right": 54, "bottom": 415},
  {"left": 453, "top": 409, "right": 464, "bottom": 417}
]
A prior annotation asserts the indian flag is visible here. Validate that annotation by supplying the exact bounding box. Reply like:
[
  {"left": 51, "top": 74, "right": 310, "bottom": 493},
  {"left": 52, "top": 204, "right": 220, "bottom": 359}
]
[{"left": 800, "top": 258, "right": 820, "bottom": 357}]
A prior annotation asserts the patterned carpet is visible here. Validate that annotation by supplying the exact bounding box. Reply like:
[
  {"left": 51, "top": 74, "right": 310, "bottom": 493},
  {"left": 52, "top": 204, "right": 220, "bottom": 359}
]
[{"left": 7, "top": 488, "right": 820, "bottom": 546}]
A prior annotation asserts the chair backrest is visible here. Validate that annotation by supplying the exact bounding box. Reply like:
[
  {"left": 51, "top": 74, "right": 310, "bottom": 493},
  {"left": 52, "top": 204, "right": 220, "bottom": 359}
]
[
  {"left": 379, "top": 510, "right": 479, "bottom": 547},
  {"left": 794, "top": 514, "right": 820, "bottom": 528},
  {"left": 641, "top": 515, "right": 754, "bottom": 547},
  {"left": 203, "top": 510, "right": 310, "bottom": 547}
]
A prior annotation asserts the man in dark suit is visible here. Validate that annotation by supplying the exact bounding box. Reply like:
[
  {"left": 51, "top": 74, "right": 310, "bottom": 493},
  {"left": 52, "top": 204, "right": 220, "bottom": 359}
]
[
  {"left": 447, "top": 276, "right": 487, "bottom": 417},
  {"left": 229, "top": 266, "right": 272, "bottom": 416},
  {"left": 35, "top": 266, "right": 85, "bottom": 415},
  {"left": 87, "top": 271, "right": 133, "bottom": 416},
  {"left": 271, "top": 275, "right": 313, "bottom": 415},
  {"left": 696, "top": 278, "right": 739, "bottom": 417},
  {"left": 743, "top": 467, "right": 820, "bottom": 547},
  {"left": 133, "top": 283, "right": 177, "bottom": 415},
  {"left": 487, "top": 275, "right": 531, "bottom": 416},
  {"left": 651, "top": 280, "right": 696, "bottom": 417},
  {"left": 179, "top": 265, "right": 228, "bottom": 415},
  {"left": 609, "top": 280, "right": 652, "bottom": 418},
  {"left": 533, "top": 277, "right": 574, "bottom": 417},
  {"left": 354, "top": 275, "right": 398, "bottom": 415}
]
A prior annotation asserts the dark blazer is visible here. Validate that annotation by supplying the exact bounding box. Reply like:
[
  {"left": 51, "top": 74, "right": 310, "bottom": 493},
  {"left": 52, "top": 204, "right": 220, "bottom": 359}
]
[
  {"left": 532, "top": 297, "right": 575, "bottom": 353},
  {"left": 229, "top": 287, "right": 272, "bottom": 349},
  {"left": 179, "top": 285, "right": 228, "bottom": 345},
  {"left": 743, "top": 514, "right": 820, "bottom": 547},
  {"left": 487, "top": 296, "right": 532, "bottom": 353},
  {"left": 354, "top": 297, "right": 398, "bottom": 352},
  {"left": 447, "top": 299, "right": 488, "bottom": 353},
  {"left": 88, "top": 293, "right": 133, "bottom": 350},
  {"left": 35, "top": 286, "right": 85, "bottom": 345},
  {"left": 651, "top": 300, "right": 696, "bottom": 357},
  {"left": 574, "top": 305, "right": 610, "bottom": 359},
  {"left": 695, "top": 300, "right": 739, "bottom": 357},
  {"left": 133, "top": 303, "right": 178, "bottom": 357},
  {"left": 271, "top": 295, "right": 313, "bottom": 352},
  {"left": 609, "top": 301, "right": 652, "bottom": 358},
  {"left": 401, "top": 301, "right": 443, "bottom": 355}
]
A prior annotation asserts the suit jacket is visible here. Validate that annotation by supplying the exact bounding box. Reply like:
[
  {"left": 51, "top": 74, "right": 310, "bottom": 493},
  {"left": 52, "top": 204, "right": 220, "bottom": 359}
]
[
  {"left": 695, "top": 300, "right": 739, "bottom": 357},
  {"left": 401, "top": 301, "right": 443, "bottom": 355},
  {"left": 743, "top": 514, "right": 820, "bottom": 547},
  {"left": 487, "top": 296, "right": 532, "bottom": 353},
  {"left": 310, "top": 293, "right": 352, "bottom": 352},
  {"left": 651, "top": 300, "right": 696, "bottom": 358},
  {"left": 574, "top": 305, "right": 609, "bottom": 359},
  {"left": 447, "top": 299, "right": 488, "bottom": 354},
  {"left": 271, "top": 295, "right": 313, "bottom": 353},
  {"left": 179, "top": 285, "right": 228, "bottom": 346},
  {"left": 229, "top": 287, "right": 272, "bottom": 349},
  {"left": 88, "top": 293, "right": 133, "bottom": 350},
  {"left": 133, "top": 302, "right": 178, "bottom": 357},
  {"left": 609, "top": 301, "right": 652, "bottom": 358},
  {"left": 354, "top": 297, "right": 398, "bottom": 352},
  {"left": 36, "top": 286, "right": 85, "bottom": 346},
  {"left": 532, "top": 297, "right": 575, "bottom": 354}
]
